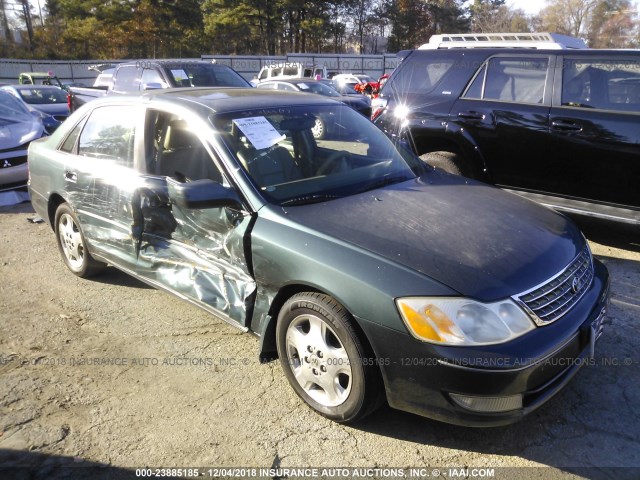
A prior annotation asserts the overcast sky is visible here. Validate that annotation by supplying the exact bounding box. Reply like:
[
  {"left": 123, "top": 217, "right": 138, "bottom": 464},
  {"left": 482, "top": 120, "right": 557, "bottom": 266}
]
[{"left": 507, "top": 0, "right": 640, "bottom": 15}]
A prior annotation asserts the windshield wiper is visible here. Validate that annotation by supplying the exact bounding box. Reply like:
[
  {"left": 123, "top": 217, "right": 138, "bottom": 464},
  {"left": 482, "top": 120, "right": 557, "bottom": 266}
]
[
  {"left": 280, "top": 194, "right": 340, "bottom": 206},
  {"left": 354, "top": 174, "right": 413, "bottom": 194}
]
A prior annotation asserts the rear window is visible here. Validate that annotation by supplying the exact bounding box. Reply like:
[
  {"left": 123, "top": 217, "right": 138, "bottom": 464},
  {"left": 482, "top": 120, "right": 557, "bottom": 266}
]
[
  {"left": 392, "top": 53, "right": 456, "bottom": 95},
  {"left": 562, "top": 57, "right": 640, "bottom": 112},
  {"left": 17, "top": 87, "right": 68, "bottom": 105},
  {"left": 167, "top": 64, "right": 249, "bottom": 88}
]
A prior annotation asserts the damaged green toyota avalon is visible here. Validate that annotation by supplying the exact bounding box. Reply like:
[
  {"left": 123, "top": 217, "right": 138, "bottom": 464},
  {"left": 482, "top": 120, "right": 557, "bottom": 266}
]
[{"left": 28, "top": 88, "right": 610, "bottom": 426}]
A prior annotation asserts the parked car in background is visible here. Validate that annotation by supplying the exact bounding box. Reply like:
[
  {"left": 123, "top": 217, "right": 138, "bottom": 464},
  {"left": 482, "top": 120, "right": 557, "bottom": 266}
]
[
  {"left": 373, "top": 44, "right": 640, "bottom": 224},
  {"left": 0, "top": 90, "right": 45, "bottom": 191},
  {"left": 28, "top": 88, "right": 609, "bottom": 426},
  {"left": 18, "top": 71, "right": 65, "bottom": 89},
  {"left": 319, "top": 79, "right": 362, "bottom": 97},
  {"left": 1, "top": 85, "right": 69, "bottom": 134},
  {"left": 256, "top": 78, "right": 371, "bottom": 138},
  {"left": 252, "top": 62, "right": 328, "bottom": 86},
  {"left": 333, "top": 73, "right": 380, "bottom": 95},
  {"left": 67, "top": 60, "right": 251, "bottom": 111},
  {"left": 372, "top": 74, "right": 389, "bottom": 98}
]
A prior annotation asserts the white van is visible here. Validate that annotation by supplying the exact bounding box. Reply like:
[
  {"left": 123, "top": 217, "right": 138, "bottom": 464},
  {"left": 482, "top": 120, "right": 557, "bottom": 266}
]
[{"left": 252, "top": 62, "right": 327, "bottom": 85}]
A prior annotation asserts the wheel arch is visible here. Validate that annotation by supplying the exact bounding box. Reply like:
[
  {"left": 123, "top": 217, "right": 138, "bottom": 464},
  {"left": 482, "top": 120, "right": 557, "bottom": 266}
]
[
  {"left": 47, "top": 193, "right": 67, "bottom": 231},
  {"left": 257, "top": 282, "right": 379, "bottom": 371},
  {"left": 412, "top": 128, "right": 489, "bottom": 181}
]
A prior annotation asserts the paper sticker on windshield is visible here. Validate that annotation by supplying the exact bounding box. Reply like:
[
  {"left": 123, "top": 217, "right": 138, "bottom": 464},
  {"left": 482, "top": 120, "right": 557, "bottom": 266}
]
[
  {"left": 171, "top": 69, "right": 189, "bottom": 82},
  {"left": 233, "top": 117, "right": 285, "bottom": 150},
  {"left": 296, "top": 83, "right": 310, "bottom": 90}
]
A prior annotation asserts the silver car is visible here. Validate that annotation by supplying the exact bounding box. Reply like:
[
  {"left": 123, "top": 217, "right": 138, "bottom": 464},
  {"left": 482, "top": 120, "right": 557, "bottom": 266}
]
[{"left": 0, "top": 90, "right": 45, "bottom": 191}]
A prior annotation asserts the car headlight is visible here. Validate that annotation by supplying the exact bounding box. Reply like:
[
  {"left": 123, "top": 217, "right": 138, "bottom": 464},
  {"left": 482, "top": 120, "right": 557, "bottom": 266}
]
[{"left": 396, "top": 297, "right": 536, "bottom": 346}]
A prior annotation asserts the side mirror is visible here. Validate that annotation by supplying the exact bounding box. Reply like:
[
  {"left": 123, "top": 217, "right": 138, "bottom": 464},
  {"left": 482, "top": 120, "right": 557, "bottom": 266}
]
[
  {"left": 142, "top": 82, "right": 164, "bottom": 91},
  {"left": 167, "top": 178, "right": 243, "bottom": 210}
]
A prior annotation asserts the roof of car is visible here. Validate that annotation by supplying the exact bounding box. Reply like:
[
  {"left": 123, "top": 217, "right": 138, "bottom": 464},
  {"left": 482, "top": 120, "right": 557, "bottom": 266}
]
[
  {"left": 119, "top": 60, "right": 220, "bottom": 67},
  {"left": 91, "top": 87, "right": 342, "bottom": 114},
  {"left": 407, "top": 47, "right": 640, "bottom": 57},
  {"left": 258, "top": 78, "right": 323, "bottom": 84}
]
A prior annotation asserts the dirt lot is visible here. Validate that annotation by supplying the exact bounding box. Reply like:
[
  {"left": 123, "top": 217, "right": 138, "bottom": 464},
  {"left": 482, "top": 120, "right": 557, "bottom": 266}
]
[{"left": 1, "top": 200, "right": 639, "bottom": 480}]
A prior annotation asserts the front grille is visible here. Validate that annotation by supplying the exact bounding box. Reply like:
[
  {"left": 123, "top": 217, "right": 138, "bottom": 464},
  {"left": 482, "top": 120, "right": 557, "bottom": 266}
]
[
  {"left": 1, "top": 155, "right": 28, "bottom": 168},
  {"left": 514, "top": 246, "right": 594, "bottom": 326}
]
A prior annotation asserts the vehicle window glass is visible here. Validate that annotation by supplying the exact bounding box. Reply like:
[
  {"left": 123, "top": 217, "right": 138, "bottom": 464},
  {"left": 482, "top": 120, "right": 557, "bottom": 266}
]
[
  {"left": 59, "top": 117, "right": 87, "bottom": 154},
  {"left": 113, "top": 66, "right": 140, "bottom": 92},
  {"left": 0, "top": 91, "right": 30, "bottom": 117},
  {"left": 483, "top": 57, "right": 548, "bottom": 104},
  {"left": 393, "top": 55, "right": 456, "bottom": 95},
  {"left": 145, "top": 110, "right": 224, "bottom": 184},
  {"left": 463, "top": 64, "right": 487, "bottom": 99},
  {"left": 17, "top": 87, "right": 67, "bottom": 105},
  {"left": 166, "top": 64, "right": 249, "bottom": 88},
  {"left": 213, "top": 104, "right": 424, "bottom": 206},
  {"left": 276, "top": 83, "right": 295, "bottom": 91},
  {"left": 283, "top": 65, "right": 299, "bottom": 76},
  {"left": 258, "top": 69, "right": 268, "bottom": 81},
  {"left": 562, "top": 58, "right": 640, "bottom": 112},
  {"left": 141, "top": 68, "right": 164, "bottom": 87},
  {"left": 78, "top": 106, "right": 136, "bottom": 165}
]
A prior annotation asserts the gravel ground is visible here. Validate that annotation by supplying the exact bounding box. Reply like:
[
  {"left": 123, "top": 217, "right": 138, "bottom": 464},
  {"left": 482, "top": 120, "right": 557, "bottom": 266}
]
[{"left": 0, "top": 200, "right": 639, "bottom": 480}]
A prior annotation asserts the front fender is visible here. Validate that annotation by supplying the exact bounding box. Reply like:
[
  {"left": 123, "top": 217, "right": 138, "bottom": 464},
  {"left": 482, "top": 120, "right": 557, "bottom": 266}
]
[{"left": 248, "top": 207, "right": 457, "bottom": 355}]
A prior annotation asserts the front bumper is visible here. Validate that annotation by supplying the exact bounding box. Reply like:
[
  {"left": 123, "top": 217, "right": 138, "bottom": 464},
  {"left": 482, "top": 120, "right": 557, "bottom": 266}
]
[
  {"left": 0, "top": 162, "right": 29, "bottom": 191},
  {"left": 362, "top": 259, "right": 610, "bottom": 427}
]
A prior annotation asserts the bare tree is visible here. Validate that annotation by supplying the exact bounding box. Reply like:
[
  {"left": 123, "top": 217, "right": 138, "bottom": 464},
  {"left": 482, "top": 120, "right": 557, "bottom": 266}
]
[{"left": 536, "top": 0, "right": 598, "bottom": 37}]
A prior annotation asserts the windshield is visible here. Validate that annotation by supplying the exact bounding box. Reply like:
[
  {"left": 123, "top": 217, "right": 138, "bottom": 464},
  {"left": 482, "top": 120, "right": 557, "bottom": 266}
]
[
  {"left": 0, "top": 91, "right": 31, "bottom": 119},
  {"left": 212, "top": 104, "right": 425, "bottom": 206},
  {"left": 17, "top": 87, "right": 68, "bottom": 105},
  {"left": 167, "top": 64, "right": 250, "bottom": 88},
  {"left": 293, "top": 82, "right": 341, "bottom": 97}
]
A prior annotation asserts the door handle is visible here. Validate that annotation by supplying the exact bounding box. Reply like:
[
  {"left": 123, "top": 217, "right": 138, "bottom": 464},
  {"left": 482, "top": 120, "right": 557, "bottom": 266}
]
[
  {"left": 551, "top": 120, "right": 583, "bottom": 132},
  {"left": 64, "top": 170, "right": 77, "bottom": 183},
  {"left": 458, "top": 111, "right": 485, "bottom": 120}
]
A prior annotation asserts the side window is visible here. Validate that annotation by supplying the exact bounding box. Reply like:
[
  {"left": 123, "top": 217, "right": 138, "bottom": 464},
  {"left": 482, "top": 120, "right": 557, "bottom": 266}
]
[
  {"left": 464, "top": 64, "right": 487, "bottom": 100},
  {"left": 141, "top": 68, "right": 165, "bottom": 88},
  {"left": 562, "top": 58, "right": 640, "bottom": 112},
  {"left": 258, "top": 68, "right": 268, "bottom": 81},
  {"left": 59, "top": 117, "right": 87, "bottom": 154},
  {"left": 78, "top": 106, "right": 136, "bottom": 166},
  {"left": 145, "top": 110, "right": 223, "bottom": 184},
  {"left": 276, "top": 83, "right": 295, "bottom": 91},
  {"left": 112, "top": 65, "right": 140, "bottom": 92},
  {"left": 481, "top": 57, "right": 548, "bottom": 104},
  {"left": 393, "top": 55, "right": 456, "bottom": 95}
]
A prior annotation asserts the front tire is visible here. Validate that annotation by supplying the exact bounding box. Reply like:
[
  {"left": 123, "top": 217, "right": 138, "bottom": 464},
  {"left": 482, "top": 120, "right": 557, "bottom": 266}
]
[
  {"left": 276, "top": 292, "right": 382, "bottom": 423},
  {"left": 54, "top": 203, "right": 106, "bottom": 278}
]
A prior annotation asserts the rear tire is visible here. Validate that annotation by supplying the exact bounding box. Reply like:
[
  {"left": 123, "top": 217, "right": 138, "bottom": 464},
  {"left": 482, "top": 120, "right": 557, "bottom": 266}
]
[
  {"left": 276, "top": 292, "right": 383, "bottom": 423},
  {"left": 55, "top": 203, "right": 106, "bottom": 278},
  {"left": 420, "top": 151, "right": 472, "bottom": 177}
]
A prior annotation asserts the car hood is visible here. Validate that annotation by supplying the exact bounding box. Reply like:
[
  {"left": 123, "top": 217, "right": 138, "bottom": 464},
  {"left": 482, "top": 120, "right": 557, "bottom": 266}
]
[
  {"left": 0, "top": 117, "right": 43, "bottom": 149},
  {"left": 283, "top": 174, "right": 584, "bottom": 301}
]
